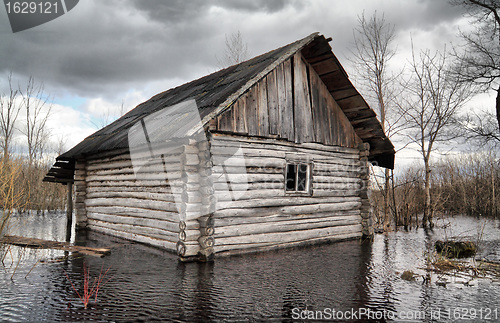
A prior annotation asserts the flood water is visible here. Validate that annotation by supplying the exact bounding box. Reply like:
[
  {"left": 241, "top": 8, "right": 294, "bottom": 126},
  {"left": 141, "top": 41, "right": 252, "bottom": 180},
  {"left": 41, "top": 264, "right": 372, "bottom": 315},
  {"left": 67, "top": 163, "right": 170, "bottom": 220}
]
[{"left": 1, "top": 212, "right": 499, "bottom": 322}]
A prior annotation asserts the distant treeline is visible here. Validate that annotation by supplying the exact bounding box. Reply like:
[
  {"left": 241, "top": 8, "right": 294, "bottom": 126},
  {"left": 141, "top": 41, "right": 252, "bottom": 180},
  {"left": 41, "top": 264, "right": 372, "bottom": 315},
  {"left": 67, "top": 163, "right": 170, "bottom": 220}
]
[
  {"left": 371, "top": 152, "right": 499, "bottom": 230},
  {"left": 0, "top": 156, "right": 66, "bottom": 215}
]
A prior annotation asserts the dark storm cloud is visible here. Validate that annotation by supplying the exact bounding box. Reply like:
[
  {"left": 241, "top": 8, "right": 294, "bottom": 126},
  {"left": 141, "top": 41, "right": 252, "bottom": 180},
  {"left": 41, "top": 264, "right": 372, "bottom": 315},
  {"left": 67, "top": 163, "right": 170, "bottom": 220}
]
[
  {"left": 130, "top": 0, "right": 299, "bottom": 22},
  {"left": 214, "top": 0, "right": 301, "bottom": 13},
  {"left": 383, "top": 0, "right": 467, "bottom": 32},
  {"left": 0, "top": 0, "right": 469, "bottom": 102},
  {"left": 129, "top": 0, "right": 212, "bottom": 23},
  {"left": 0, "top": 0, "right": 224, "bottom": 98}
]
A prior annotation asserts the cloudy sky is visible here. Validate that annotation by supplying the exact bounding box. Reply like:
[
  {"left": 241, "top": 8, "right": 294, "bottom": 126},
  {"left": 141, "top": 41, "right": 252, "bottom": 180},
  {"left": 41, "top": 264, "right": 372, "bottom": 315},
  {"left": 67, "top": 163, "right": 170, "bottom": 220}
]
[{"left": 0, "top": 0, "right": 491, "bottom": 167}]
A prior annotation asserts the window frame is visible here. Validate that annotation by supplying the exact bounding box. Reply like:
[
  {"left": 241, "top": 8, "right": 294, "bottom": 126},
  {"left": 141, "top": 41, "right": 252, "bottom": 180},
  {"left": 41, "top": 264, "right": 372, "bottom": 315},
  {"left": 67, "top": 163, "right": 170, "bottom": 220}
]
[{"left": 284, "top": 161, "right": 312, "bottom": 196}]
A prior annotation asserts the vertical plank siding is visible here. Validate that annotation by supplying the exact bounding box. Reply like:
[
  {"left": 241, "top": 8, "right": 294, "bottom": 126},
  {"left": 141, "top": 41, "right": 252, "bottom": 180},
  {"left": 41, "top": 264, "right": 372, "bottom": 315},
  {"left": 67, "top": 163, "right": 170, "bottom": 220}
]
[
  {"left": 216, "top": 51, "right": 360, "bottom": 148},
  {"left": 293, "top": 53, "right": 314, "bottom": 143},
  {"left": 210, "top": 134, "right": 363, "bottom": 255}
]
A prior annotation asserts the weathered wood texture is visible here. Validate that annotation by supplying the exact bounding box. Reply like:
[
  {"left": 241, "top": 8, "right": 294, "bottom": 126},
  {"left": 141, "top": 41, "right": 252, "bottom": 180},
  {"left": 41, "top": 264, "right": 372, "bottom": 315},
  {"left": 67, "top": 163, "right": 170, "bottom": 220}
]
[
  {"left": 84, "top": 149, "right": 182, "bottom": 253},
  {"left": 83, "top": 139, "right": 216, "bottom": 260},
  {"left": 358, "top": 143, "right": 373, "bottom": 236},
  {"left": 210, "top": 134, "right": 363, "bottom": 254},
  {"left": 74, "top": 160, "right": 87, "bottom": 229},
  {"left": 215, "top": 52, "right": 361, "bottom": 148},
  {"left": 2, "top": 235, "right": 110, "bottom": 257}
]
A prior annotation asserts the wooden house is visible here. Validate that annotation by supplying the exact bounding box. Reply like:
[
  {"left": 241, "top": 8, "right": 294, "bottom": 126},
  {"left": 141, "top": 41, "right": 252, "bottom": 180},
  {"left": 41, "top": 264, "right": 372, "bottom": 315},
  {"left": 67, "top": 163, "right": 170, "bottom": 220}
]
[{"left": 45, "top": 33, "right": 395, "bottom": 261}]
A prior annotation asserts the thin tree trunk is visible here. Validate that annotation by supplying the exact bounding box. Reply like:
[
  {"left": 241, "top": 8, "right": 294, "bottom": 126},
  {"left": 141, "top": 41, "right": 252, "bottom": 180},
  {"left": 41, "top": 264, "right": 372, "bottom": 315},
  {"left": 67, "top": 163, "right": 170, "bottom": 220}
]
[
  {"left": 390, "top": 169, "right": 398, "bottom": 226},
  {"left": 492, "top": 166, "right": 496, "bottom": 217},
  {"left": 383, "top": 168, "right": 391, "bottom": 231},
  {"left": 423, "top": 160, "right": 432, "bottom": 228},
  {"left": 496, "top": 86, "right": 500, "bottom": 133}
]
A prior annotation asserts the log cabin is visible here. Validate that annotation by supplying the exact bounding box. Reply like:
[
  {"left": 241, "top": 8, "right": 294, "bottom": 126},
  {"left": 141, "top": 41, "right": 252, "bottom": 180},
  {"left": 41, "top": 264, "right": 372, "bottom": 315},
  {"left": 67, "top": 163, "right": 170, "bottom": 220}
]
[{"left": 44, "top": 33, "right": 395, "bottom": 261}]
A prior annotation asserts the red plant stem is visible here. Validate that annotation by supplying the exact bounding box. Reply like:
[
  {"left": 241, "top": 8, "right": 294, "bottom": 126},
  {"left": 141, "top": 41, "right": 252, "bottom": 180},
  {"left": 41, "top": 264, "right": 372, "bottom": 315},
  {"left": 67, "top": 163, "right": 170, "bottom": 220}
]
[{"left": 64, "top": 262, "right": 112, "bottom": 309}]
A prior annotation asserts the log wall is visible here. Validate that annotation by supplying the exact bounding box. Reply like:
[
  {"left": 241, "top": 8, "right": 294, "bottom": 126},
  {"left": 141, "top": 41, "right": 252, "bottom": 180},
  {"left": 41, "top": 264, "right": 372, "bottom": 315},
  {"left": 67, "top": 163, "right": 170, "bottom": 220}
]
[
  {"left": 74, "top": 50, "right": 372, "bottom": 259},
  {"left": 83, "top": 147, "right": 182, "bottom": 252},
  {"left": 210, "top": 134, "right": 363, "bottom": 255},
  {"left": 74, "top": 159, "right": 87, "bottom": 229}
]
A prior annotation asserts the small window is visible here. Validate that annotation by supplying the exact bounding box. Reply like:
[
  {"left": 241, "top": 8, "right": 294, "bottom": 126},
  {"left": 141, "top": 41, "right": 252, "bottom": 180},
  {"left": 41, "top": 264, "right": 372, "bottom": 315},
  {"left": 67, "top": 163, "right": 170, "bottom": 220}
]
[{"left": 285, "top": 163, "right": 310, "bottom": 193}]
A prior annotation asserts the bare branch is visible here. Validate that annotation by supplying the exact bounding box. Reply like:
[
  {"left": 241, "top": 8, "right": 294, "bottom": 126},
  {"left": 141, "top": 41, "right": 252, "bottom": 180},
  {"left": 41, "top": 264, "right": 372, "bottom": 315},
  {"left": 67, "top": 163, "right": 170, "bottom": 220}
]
[
  {"left": 216, "top": 31, "right": 249, "bottom": 69},
  {"left": 0, "top": 72, "right": 21, "bottom": 160}
]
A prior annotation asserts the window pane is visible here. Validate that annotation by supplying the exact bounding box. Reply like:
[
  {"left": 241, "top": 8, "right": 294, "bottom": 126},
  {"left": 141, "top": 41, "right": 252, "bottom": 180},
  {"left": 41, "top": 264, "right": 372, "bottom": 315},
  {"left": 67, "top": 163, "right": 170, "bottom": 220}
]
[
  {"left": 297, "top": 164, "right": 308, "bottom": 191},
  {"left": 286, "top": 164, "right": 296, "bottom": 191}
]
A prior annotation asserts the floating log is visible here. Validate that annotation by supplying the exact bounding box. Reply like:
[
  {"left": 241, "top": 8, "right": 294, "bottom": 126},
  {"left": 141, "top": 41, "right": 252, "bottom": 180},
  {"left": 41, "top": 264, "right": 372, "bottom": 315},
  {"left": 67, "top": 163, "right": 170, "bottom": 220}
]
[{"left": 1, "top": 235, "right": 110, "bottom": 257}]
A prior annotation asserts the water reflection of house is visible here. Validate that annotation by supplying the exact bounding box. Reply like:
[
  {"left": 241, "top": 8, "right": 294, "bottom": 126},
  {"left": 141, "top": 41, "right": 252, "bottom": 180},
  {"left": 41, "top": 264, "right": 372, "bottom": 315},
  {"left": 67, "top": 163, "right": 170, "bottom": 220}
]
[{"left": 44, "top": 33, "right": 394, "bottom": 261}]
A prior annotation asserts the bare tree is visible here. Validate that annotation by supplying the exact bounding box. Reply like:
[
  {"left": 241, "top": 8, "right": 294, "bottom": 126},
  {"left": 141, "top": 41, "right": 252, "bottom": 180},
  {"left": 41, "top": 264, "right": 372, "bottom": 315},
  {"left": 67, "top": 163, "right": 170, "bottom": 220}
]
[
  {"left": 216, "top": 31, "right": 249, "bottom": 68},
  {"left": 450, "top": 0, "right": 500, "bottom": 131},
  {"left": 91, "top": 99, "right": 127, "bottom": 129},
  {"left": 0, "top": 73, "right": 21, "bottom": 160},
  {"left": 399, "top": 47, "right": 475, "bottom": 228},
  {"left": 20, "top": 76, "right": 52, "bottom": 167},
  {"left": 349, "top": 12, "right": 403, "bottom": 232}
]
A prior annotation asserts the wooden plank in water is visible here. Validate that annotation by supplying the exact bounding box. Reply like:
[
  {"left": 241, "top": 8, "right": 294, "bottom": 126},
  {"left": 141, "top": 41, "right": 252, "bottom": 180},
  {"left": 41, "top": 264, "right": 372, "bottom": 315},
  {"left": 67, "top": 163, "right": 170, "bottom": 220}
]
[{"left": 1, "top": 235, "right": 111, "bottom": 257}]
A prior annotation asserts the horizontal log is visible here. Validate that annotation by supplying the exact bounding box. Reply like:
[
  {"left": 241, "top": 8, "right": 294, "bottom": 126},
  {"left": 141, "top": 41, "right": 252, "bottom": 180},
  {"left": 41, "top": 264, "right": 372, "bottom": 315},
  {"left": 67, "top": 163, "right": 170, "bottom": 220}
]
[
  {"left": 176, "top": 240, "right": 200, "bottom": 257},
  {"left": 211, "top": 142, "right": 359, "bottom": 166},
  {"left": 215, "top": 223, "right": 362, "bottom": 246},
  {"left": 88, "top": 219, "right": 178, "bottom": 240},
  {"left": 313, "top": 176, "right": 360, "bottom": 184},
  {"left": 215, "top": 215, "right": 361, "bottom": 238},
  {"left": 312, "top": 170, "right": 359, "bottom": 178},
  {"left": 214, "top": 231, "right": 362, "bottom": 254},
  {"left": 86, "top": 191, "right": 176, "bottom": 203},
  {"left": 214, "top": 209, "right": 361, "bottom": 226},
  {"left": 213, "top": 181, "right": 283, "bottom": 191},
  {"left": 216, "top": 196, "right": 360, "bottom": 210},
  {"left": 124, "top": 144, "right": 186, "bottom": 162},
  {"left": 87, "top": 160, "right": 133, "bottom": 171},
  {"left": 85, "top": 197, "right": 178, "bottom": 212},
  {"left": 86, "top": 206, "right": 179, "bottom": 222},
  {"left": 86, "top": 172, "right": 171, "bottom": 183},
  {"left": 86, "top": 180, "right": 172, "bottom": 188},
  {"left": 86, "top": 148, "right": 130, "bottom": 162},
  {"left": 212, "top": 173, "right": 283, "bottom": 184},
  {"left": 311, "top": 189, "right": 359, "bottom": 198},
  {"left": 87, "top": 153, "right": 183, "bottom": 171},
  {"left": 210, "top": 165, "right": 284, "bottom": 175},
  {"left": 211, "top": 134, "right": 359, "bottom": 156},
  {"left": 214, "top": 201, "right": 361, "bottom": 220},
  {"left": 214, "top": 189, "right": 285, "bottom": 201},
  {"left": 86, "top": 152, "right": 130, "bottom": 165},
  {"left": 312, "top": 182, "right": 360, "bottom": 190},
  {"left": 86, "top": 185, "right": 173, "bottom": 194},
  {"left": 179, "top": 229, "right": 200, "bottom": 242},
  {"left": 212, "top": 156, "right": 284, "bottom": 168},
  {"left": 87, "top": 212, "right": 180, "bottom": 233},
  {"left": 89, "top": 225, "right": 177, "bottom": 252},
  {"left": 87, "top": 163, "right": 181, "bottom": 177},
  {"left": 210, "top": 145, "right": 286, "bottom": 159}
]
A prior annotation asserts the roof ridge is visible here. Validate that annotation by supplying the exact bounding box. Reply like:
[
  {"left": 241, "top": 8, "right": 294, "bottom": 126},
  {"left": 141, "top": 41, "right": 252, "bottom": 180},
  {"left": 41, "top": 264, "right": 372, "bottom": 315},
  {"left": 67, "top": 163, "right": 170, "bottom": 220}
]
[{"left": 191, "top": 32, "right": 320, "bottom": 135}]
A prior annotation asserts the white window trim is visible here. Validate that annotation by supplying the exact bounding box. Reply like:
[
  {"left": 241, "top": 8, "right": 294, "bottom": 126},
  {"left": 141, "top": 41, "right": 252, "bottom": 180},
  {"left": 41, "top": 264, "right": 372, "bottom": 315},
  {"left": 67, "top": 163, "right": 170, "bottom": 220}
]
[{"left": 284, "top": 161, "right": 313, "bottom": 196}]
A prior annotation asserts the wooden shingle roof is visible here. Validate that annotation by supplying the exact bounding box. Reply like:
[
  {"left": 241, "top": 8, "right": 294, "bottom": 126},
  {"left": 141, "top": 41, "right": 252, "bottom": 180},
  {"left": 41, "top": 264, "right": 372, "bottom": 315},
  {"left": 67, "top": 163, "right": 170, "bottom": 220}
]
[{"left": 44, "top": 33, "right": 394, "bottom": 184}]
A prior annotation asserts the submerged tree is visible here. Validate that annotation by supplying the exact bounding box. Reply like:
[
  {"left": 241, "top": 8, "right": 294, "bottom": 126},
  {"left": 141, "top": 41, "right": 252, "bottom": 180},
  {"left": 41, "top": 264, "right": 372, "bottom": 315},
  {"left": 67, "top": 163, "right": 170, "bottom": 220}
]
[
  {"left": 399, "top": 47, "right": 475, "bottom": 228},
  {"left": 450, "top": 0, "right": 500, "bottom": 132},
  {"left": 349, "top": 12, "right": 402, "bottom": 231}
]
